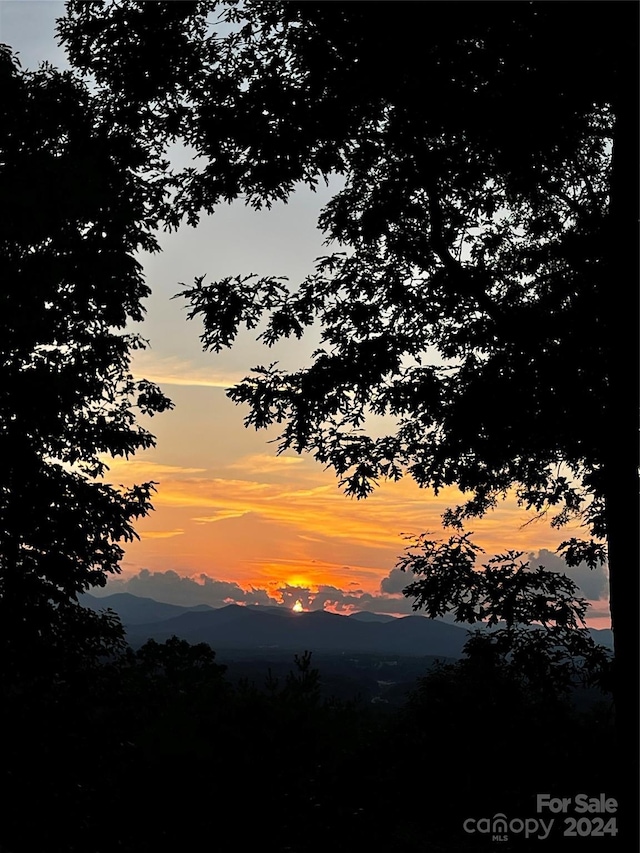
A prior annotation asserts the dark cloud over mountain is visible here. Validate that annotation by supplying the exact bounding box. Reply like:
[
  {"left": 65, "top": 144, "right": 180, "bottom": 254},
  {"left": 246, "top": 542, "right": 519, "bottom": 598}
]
[
  {"left": 115, "top": 568, "right": 280, "bottom": 609},
  {"left": 528, "top": 549, "right": 608, "bottom": 602},
  {"left": 380, "top": 567, "right": 411, "bottom": 595},
  {"left": 97, "top": 546, "right": 608, "bottom": 620},
  {"left": 95, "top": 569, "right": 417, "bottom": 615}
]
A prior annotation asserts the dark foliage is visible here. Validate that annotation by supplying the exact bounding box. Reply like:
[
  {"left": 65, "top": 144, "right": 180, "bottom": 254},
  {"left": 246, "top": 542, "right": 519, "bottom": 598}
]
[
  {"left": 0, "top": 46, "right": 171, "bottom": 686},
  {"left": 2, "top": 637, "right": 618, "bottom": 852}
]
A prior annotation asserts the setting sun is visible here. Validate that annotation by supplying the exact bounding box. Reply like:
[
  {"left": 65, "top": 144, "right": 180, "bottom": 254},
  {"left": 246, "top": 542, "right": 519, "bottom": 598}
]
[
  {"left": 292, "top": 600, "right": 304, "bottom": 613},
  {"left": 287, "top": 575, "right": 312, "bottom": 589}
]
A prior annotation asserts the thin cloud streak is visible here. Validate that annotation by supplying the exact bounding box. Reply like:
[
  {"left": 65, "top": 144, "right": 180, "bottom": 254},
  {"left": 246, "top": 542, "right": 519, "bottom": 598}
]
[
  {"left": 227, "top": 453, "right": 307, "bottom": 473},
  {"left": 131, "top": 351, "right": 246, "bottom": 389},
  {"left": 140, "top": 529, "right": 185, "bottom": 540}
]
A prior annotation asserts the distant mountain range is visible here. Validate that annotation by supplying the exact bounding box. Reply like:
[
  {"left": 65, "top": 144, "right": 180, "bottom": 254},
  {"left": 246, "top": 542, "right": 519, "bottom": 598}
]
[{"left": 79, "top": 592, "right": 614, "bottom": 658}]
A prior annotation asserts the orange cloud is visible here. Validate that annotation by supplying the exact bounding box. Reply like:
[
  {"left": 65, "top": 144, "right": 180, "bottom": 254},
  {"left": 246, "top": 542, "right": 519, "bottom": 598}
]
[
  {"left": 131, "top": 351, "right": 245, "bottom": 389},
  {"left": 193, "top": 510, "right": 251, "bottom": 523},
  {"left": 139, "top": 529, "right": 185, "bottom": 540},
  {"left": 101, "top": 459, "right": 207, "bottom": 479}
]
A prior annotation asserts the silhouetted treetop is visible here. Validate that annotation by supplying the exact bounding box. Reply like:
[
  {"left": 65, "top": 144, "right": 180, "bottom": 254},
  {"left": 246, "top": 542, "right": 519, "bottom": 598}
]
[
  {"left": 0, "top": 46, "right": 172, "bottom": 681},
  {"left": 62, "top": 2, "right": 623, "bottom": 207}
]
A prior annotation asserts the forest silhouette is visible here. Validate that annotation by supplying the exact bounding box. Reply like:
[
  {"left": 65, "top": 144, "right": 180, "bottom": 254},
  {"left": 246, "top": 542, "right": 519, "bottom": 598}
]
[{"left": 1, "top": 1, "right": 638, "bottom": 850}]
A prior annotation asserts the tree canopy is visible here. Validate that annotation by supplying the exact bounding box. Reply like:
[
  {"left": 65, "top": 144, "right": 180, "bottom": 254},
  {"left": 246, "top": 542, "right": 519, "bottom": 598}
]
[{"left": 0, "top": 45, "right": 172, "bottom": 682}]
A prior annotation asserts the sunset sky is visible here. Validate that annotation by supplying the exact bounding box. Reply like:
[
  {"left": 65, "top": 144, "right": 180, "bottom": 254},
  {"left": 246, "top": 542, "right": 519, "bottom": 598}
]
[{"left": 1, "top": 1, "right": 611, "bottom": 626}]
